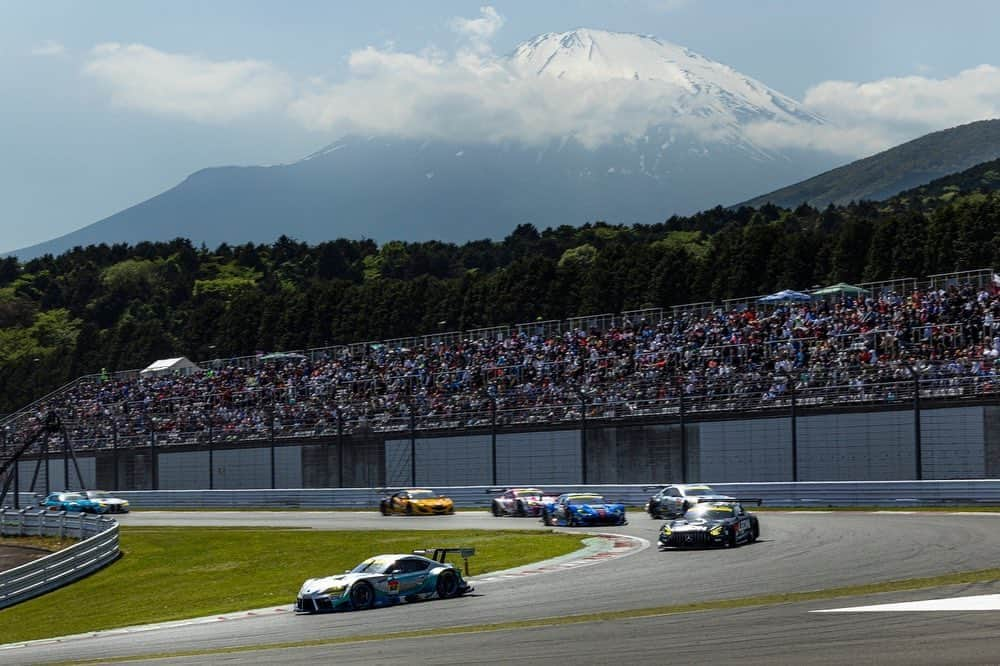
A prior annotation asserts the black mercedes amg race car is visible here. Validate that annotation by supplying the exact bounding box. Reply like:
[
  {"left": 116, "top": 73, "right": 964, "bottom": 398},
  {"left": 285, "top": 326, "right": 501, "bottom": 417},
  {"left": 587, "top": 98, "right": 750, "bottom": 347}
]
[{"left": 658, "top": 501, "right": 760, "bottom": 549}]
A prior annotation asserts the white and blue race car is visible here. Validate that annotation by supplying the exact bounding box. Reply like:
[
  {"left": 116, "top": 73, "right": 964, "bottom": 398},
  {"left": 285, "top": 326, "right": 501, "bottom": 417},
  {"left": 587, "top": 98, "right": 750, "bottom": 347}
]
[{"left": 296, "top": 549, "right": 473, "bottom": 613}]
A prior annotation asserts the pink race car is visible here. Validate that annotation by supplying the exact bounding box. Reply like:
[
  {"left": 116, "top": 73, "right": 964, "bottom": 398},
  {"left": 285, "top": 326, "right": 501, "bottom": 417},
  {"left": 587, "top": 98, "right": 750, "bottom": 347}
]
[{"left": 490, "top": 488, "right": 558, "bottom": 517}]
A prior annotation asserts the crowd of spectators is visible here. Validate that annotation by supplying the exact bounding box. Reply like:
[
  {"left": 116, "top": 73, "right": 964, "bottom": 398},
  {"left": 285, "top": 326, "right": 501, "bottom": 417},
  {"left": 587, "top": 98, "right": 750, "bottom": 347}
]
[{"left": 5, "top": 278, "right": 1000, "bottom": 450}]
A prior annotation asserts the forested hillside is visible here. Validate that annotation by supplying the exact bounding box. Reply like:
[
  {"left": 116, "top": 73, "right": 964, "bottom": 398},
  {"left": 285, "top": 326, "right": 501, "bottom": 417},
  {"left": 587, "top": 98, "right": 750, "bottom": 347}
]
[
  {"left": 741, "top": 119, "right": 1000, "bottom": 209},
  {"left": 2, "top": 188, "right": 999, "bottom": 412}
]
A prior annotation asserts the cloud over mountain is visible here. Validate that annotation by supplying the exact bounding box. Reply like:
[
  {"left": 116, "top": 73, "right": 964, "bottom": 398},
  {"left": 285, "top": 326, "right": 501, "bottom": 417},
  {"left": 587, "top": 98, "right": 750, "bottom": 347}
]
[
  {"left": 83, "top": 43, "right": 294, "bottom": 123},
  {"left": 77, "top": 6, "right": 1000, "bottom": 160}
]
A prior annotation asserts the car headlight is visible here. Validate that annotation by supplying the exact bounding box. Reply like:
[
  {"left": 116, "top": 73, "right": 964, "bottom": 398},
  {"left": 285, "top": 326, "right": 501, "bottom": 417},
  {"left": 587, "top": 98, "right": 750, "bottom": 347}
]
[
  {"left": 323, "top": 585, "right": 346, "bottom": 596},
  {"left": 709, "top": 525, "right": 724, "bottom": 536},
  {"left": 660, "top": 525, "right": 672, "bottom": 536}
]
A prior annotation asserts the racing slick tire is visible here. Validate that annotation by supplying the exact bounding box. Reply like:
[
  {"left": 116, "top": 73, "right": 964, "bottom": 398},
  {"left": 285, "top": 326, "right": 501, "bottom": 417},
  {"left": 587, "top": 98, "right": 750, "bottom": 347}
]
[
  {"left": 436, "top": 571, "right": 460, "bottom": 598},
  {"left": 567, "top": 512, "right": 578, "bottom": 527},
  {"left": 516, "top": 500, "right": 527, "bottom": 517},
  {"left": 727, "top": 527, "right": 738, "bottom": 548},
  {"left": 750, "top": 520, "right": 760, "bottom": 543},
  {"left": 350, "top": 582, "right": 376, "bottom": 610},
  {"left": 491, "top": 502, "right": 502, "bottom": 517},
  {"left": 380, "top": 503, "right": 390, "bottom": 516},
  {"left": 406, "top": 503, "right": 413, "bottom": 516}
]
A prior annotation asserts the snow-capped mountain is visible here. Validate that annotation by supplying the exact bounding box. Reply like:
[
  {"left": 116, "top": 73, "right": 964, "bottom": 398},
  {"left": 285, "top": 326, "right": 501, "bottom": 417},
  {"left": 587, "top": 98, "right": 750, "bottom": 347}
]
[
  {"left": 13, "top": 30, "right": 839, "bottom": 259},
  {"left": 509, "top": 29, "right": 821, "bottom": 128}
]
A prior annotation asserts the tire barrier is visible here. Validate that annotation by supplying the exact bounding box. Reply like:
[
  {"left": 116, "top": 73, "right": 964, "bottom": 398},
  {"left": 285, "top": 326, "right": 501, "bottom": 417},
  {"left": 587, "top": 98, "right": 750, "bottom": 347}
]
[
  {"left": 104, "top": 479, "right": 1000, "bottom": 510},
  {"left": 0, "top": 509, "right": 119, "bottom": 609}
]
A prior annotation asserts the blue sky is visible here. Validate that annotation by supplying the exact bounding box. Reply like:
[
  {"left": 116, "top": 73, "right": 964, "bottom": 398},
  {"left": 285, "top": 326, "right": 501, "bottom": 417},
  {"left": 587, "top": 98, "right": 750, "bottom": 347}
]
[{"left": 3, "top": 0, "right": 1000, "bottom": 253}]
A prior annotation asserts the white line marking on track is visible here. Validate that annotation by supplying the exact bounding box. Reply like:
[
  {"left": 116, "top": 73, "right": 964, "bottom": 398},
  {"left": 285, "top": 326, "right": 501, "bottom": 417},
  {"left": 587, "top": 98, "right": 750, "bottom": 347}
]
[{"left": 813, "top": 594, "right": 1000, "bottom": 612}]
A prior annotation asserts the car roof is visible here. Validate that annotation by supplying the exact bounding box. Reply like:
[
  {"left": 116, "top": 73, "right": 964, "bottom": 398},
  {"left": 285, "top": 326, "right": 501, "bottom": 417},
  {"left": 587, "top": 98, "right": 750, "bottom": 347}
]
[{"left": 366, "top": 553, "right": 434, "bottom": 562}]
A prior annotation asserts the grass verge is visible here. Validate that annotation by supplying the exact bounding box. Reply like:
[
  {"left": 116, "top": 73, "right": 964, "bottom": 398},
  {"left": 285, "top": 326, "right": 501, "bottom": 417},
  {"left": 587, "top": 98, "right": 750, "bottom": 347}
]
[{"left": 0, "top": 527, "right": 581, "bottom": 644}]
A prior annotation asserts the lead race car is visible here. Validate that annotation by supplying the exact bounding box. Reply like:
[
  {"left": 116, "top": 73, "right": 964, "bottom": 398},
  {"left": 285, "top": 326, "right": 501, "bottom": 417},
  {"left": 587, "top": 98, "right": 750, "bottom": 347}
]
[
  {"left": 489, "top": 487, "right": 559, "bottom": 517},
  {"left": 541, "top": 493, "right": 627, "bottom": 527},
  {"left": 659, "top": 501, "right": 760, "bottom": 549},
  {"left": 296, "top": 550, "right": 474, "bottom": 613}
]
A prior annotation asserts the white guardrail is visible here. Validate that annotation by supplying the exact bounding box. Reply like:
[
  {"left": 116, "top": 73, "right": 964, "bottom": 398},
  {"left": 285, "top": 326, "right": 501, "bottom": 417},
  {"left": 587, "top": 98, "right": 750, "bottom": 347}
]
[
  {"left": 0, "top": 509, "right": 120, "bottom": 609},
  {"left": 101, "top": 480, "right": 1000, "bottom": 509}
]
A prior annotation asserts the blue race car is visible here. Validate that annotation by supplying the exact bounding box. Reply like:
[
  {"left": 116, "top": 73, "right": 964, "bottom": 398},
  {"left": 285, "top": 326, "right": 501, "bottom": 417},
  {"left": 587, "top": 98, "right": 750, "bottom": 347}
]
[
  {"left": 541, "top": 493, "right": 627, "bottom": 527},
  {"left": 295, "top": 550, "right": 474, "bottom": 613},
  {"left": 41, "top": 491, "right": 108, "bottom": 514}
]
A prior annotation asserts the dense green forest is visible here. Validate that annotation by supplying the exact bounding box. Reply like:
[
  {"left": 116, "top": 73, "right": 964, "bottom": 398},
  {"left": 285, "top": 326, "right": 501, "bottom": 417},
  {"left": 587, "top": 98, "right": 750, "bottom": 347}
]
[{"left": 2, "top": 185, "right": 1000, "bottom": 413}]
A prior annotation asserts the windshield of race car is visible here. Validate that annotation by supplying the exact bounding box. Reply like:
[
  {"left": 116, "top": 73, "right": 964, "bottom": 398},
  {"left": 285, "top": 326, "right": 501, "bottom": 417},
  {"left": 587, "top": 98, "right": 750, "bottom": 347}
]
[
  {"left": 685, "top": 485, "right": 714, "bottom": 494},
  {"left": 567, "top": 495, "right": 605, "bottom": 505},
  {"left": 684, "top": 505, "right": 735, "bottom": 520},
  {"left": 514, "top": 489, "right": 543, "bottom": 497},
  {"left": 408, "top": 490, "right": 439, "bottom": 499},
  {"left": 351, "top": 558, "right": 395, "bottom": 574},
  {"left": 87, "top": 491, "right": 111, "bottom": 499}
]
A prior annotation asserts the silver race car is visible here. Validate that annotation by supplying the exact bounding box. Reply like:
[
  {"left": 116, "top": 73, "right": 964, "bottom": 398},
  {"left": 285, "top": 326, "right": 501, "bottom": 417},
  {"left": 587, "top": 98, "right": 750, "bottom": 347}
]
[{"left": 296, "top": 549, "right": 474, "bottom": 613}]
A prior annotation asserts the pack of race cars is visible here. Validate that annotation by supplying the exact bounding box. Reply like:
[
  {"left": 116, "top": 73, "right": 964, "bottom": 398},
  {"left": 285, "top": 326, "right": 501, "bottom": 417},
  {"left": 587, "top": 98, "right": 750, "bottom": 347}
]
[
  {"left": 298, "top": 483, "right": 761, "bottom": 613},
  {"left": 376, "top": 484, "right": 759, "bottom": 545}
]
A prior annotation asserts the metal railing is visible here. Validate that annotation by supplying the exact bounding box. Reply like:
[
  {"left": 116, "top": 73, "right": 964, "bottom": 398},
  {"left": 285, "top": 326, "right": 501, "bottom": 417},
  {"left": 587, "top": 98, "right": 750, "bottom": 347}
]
[
  {"left": 103, "top": 480, "right": 1000, "bottom": 510},
  {"left": 0, "top": 508, "right": 119, "bottom": 609}
]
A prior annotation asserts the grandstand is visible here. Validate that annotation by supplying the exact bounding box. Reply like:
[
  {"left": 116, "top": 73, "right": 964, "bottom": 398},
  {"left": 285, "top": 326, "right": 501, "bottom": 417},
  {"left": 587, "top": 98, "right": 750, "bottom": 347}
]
[{"left": 1, "top": 268, "right": 998, "bottom": 492}]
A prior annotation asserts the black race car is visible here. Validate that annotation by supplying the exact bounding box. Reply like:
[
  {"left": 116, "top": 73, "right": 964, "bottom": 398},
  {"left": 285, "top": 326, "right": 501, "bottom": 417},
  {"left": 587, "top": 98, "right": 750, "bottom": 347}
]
[
  {"left": 658, "top": 501, "right": 760, "bottom": 549},
  {"left": 645, "top": 483, "right": 735, "bottom": 519}
]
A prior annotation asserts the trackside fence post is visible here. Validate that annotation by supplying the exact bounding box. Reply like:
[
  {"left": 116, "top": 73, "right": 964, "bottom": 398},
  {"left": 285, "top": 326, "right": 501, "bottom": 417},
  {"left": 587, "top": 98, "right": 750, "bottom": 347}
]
[
  {"left": 790, "top": 380, "right": 798, "bottom": 482},
  {"left": 679, "top": 389, "right": 687, "bottom": 484}
]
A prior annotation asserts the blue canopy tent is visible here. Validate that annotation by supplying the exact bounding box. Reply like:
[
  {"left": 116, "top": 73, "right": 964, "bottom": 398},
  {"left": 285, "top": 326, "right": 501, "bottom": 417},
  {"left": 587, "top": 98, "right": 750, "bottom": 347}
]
[{"left": 758, "top": 289, "right": 813, "bottom": 303}]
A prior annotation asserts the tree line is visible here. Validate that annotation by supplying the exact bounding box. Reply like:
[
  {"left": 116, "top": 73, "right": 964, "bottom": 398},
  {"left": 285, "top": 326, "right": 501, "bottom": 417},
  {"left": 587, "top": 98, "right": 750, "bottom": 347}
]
[{"left": 1, "top": 187, "right": 999, "bottom": 412}]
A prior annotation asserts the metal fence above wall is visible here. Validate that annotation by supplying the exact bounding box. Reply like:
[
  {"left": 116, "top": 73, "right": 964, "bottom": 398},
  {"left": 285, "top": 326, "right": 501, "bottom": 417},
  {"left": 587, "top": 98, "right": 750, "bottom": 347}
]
[{"left": 0, "top": 509, "right": 120, "bottom": 609}]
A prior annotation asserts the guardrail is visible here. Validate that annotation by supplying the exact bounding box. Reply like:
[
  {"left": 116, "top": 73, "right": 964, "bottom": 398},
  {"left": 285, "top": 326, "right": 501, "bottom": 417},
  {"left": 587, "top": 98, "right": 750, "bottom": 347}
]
[
  {"left": 0, "top": 509, "right": 120, "bottom": 609},
  {"left": 109, "top": 480, "right": 1000, "bottom": 510}
]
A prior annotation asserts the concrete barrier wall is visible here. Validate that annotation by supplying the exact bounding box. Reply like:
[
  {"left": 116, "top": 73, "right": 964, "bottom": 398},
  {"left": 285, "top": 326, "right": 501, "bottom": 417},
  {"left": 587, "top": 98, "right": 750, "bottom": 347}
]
[{"left": 9, "top": 405, "right": 999, "bottom": 493}]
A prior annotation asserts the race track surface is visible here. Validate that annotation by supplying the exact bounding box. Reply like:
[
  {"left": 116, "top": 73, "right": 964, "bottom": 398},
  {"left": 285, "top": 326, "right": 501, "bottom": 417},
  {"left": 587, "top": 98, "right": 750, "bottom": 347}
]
[{"left": 5, "top": 510, "right": 1000, "bottom": 664}]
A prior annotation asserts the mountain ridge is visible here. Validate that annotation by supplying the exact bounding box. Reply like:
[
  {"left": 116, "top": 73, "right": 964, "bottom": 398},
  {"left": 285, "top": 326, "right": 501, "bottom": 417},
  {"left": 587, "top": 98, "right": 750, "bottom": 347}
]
[{"left": 739, "top": 119, "right": 1000, "bottom": 209}]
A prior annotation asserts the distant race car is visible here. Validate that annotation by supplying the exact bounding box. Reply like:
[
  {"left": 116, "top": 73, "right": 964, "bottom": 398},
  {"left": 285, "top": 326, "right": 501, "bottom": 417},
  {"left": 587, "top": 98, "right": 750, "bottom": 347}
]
[
  {"left": 40, "top": 491, "right": 108, "bottom": 514},
  {"left": 541, "top": 493, "right": 627, "bottom": 527},
  {"left": 645, "top": 483, "right": 735, "bottom": 519},
  {"left": 80, "top": 490, "right": 130, "bottom": 514},
  {"left": 658, "top": 501, "right": 760, "bottom": 549},
  {"left": 379, "top": 489, "right": 455, "bottom": 516},
  {"left": 296, "top": 550, "right": 473, "bottom": 612},
  {"left": 490, "top": 488, "right": 558, "bottom": 517}
]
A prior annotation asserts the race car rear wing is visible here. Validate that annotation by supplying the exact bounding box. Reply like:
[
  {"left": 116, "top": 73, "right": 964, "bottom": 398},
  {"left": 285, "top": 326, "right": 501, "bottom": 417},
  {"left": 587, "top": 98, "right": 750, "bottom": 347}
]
[
  {"left": 703, "top": 498, "right": 763, "bottom": 507},
  {"left": 413, "top": 547, "right": 476, "bottom": 574}
]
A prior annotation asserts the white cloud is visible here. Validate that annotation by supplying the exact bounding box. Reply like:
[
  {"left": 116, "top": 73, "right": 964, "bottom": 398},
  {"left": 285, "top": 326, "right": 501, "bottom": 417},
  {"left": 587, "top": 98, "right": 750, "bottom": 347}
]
[
  {"left": 83, "top": 43, "right": 294, "bottom": 123},
  {"left": 748, "top": 65, "right": 1000, "bottom": 157},
  {"left": 31, "top": 40, "right": 66, "bottom": 57},
  {"left": 287, "top": 46, "right": 732, "bottom": 148},
  {"left": 449, "top": 6, "right": 504, "bottom": 53}
]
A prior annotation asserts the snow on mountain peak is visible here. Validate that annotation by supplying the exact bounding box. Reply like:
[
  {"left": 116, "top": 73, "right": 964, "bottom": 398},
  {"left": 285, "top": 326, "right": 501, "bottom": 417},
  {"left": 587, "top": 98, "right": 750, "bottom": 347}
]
[{"left": 507, "top": 29, "right": 822, "bottom": 130}]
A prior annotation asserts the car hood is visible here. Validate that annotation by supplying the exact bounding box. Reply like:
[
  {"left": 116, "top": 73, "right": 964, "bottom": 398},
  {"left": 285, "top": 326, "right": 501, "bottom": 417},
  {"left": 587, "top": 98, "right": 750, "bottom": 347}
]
[{"left": 299, "top": 572, "right": 381, "bottom": 595}]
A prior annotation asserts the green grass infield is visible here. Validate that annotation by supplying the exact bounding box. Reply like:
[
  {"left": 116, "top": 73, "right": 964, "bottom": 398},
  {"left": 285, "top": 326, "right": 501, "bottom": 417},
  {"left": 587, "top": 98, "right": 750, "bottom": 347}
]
[{"left": 0, "top": 527, "right": 582, "bottom": 644}]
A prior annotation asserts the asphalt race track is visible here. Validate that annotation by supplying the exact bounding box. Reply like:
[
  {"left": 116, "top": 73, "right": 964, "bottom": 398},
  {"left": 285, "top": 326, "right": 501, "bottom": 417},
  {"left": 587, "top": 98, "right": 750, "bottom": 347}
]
[{"left": 5, "top": 510, "right": 1000, "bottom": 664}]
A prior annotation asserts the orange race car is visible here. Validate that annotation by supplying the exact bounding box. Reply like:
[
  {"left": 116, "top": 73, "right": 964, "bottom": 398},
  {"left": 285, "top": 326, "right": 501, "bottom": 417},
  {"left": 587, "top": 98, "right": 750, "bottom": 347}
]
[{"left": 379, "top": 488, "right": 455, "bottom": 516}]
